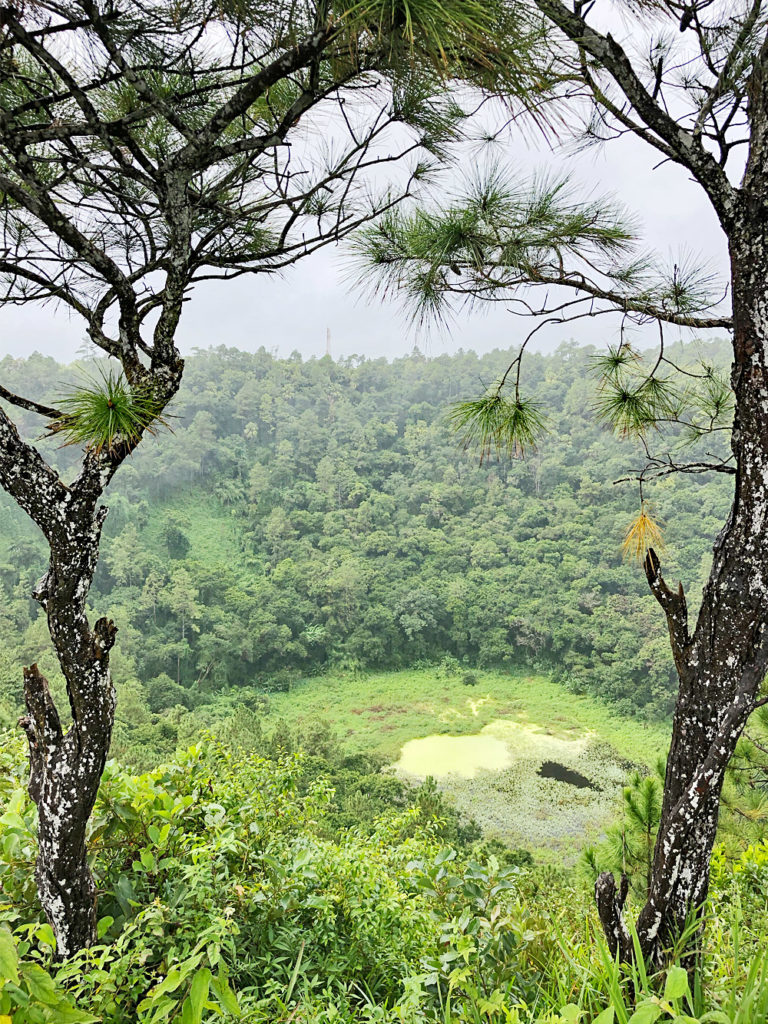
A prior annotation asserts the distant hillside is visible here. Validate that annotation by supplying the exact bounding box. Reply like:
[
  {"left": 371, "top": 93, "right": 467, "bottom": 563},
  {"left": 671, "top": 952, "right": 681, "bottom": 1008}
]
[{"left": 0, "top": 339, "right": 733, "bottom": 729}]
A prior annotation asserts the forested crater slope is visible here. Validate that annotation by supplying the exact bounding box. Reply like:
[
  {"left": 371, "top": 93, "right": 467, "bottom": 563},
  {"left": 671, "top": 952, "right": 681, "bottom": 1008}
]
[{"left": 0, "top": 340, "right": 732, "bottom": 726}]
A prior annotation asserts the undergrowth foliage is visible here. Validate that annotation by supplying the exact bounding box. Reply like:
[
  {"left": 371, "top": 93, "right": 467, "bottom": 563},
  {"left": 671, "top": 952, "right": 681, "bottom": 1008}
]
[{"left": 1, "top": 733, "right": 768, "bottom": 1023}]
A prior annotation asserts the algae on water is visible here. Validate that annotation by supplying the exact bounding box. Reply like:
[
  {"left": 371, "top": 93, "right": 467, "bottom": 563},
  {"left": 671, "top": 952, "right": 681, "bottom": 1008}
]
[
  {"left": 394, "top": 720, "right": 590, "bottom": 779},
  {"left": 396, "top": 733, "right": 513, "bottom": 779}
]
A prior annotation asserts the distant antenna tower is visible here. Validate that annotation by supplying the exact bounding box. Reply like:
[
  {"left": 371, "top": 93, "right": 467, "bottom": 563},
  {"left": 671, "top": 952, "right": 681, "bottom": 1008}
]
[{"left": 325, "top": 327, "right": 332, "bottom": 358}]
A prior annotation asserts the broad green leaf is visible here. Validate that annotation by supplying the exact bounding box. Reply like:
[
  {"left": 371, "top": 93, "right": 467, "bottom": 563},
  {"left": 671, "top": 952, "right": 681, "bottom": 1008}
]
[
  {"left": 0, "top": 812, "right": 26, "bottom": 831},
  {"left": 50, "top": 1003, "right": 101, "bottom": 1023},
  {"left": 115, "top": 875, "right": 136, "bottom": 914},
  {"left": 211, "top": 973, "right": 241, "bottom": 1016},
  {"left": 187, "top": 968, "right": 211, "bottom": 1024},
  {"left": 593, "top": 1010, "right": 615, "bottom": 1024},
  {"left": 112, "top": 801, "right": 139, "bottom": 822},
  {"left": 628, "top": 1004, "right": 662, "bottom": 1024},
  {"left": 6, "top": 790, "right": 26, "bottom": 815},
  {"left": 2, "top": 835, "right": 20, "bottom": 860},
  {"left": 35, "top": 924, "right": 55, "bottom": 949},
  {"left": 0, "top": 928, "right": 19, "bottom": 985},
  {"left": 664, "top": 965, "right": 689, "bottom": 1001},
  {"left": 150, "top": 967, "right": 184, "bottom": 999},
  {"left": 181, "top": 997, "right": 194, "bottom": 1024},
  {"left": 21, "top": 963, "right": 59, "bottom": 1005}
]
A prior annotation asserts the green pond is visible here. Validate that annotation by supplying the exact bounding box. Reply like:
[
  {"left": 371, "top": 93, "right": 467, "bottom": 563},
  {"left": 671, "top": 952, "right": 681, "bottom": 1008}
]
[
  {"left": 392, "top": 719, "right": 631, "bottom": 862},
  {"left": 396, "top": 734, "right": 513, "bottom": 779},
  {"left": 394, "top": 720, "right": 592, "bottom": 778}
]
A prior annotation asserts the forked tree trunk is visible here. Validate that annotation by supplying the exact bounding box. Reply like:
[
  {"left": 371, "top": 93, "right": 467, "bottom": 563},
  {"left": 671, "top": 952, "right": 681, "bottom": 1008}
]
[
  {"left": 0, "top": 357, "right": 182, "bottom": 957},
  {"left": 597, "top": 88, "right": 768, "bottom": 962},
  {"left": 21, "top": 657, "right": 114, "bottom": 957}
]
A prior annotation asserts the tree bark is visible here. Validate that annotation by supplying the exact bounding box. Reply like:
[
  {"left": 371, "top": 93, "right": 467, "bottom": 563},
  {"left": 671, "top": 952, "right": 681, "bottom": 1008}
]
[
  {"left": 19, "top": 654, "right": 114, "bottom": 957},
  {"left": 599, "top": 51, "right": 768, "bottom": 961},
  {"left": 1, "top": 357, "right": 181, "bottom": 956},
  {"left": 16, "top": 478, "right": 119, "bottom": 956}
]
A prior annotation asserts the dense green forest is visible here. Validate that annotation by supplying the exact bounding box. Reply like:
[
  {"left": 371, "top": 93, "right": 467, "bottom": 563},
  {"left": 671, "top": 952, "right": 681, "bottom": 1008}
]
[
  {"left": 0, "top": 340, "right": 731, "bottom": 738},
  {"left": 5, "top": 340, "right": 768, "bottom": 1023}
]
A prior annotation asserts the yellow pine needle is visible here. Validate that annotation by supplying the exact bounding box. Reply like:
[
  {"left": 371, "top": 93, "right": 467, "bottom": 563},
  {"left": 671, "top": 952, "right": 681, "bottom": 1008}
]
[
  {"left": 621, "top": 502, "right": 665, "bottom": 562},
  {"left": 740, "top": 803, "right": 768, "bottom": 821}
]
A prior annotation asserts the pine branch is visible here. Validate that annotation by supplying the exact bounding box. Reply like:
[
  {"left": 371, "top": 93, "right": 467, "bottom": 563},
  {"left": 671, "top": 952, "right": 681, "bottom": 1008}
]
[{"left": 534, "top": 0, "right": 739, "bottom": 225}]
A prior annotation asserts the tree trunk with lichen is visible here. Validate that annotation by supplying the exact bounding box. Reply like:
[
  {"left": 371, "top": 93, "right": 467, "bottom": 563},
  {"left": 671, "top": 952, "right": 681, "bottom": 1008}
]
[
  {"left": 597, "top": 112, "right": 768, "bottom": 965},
  {"left": 16, "top": 478, "right": 119, "bottom": 957},
  {"left": 0, "top": 357, "right": 181, "bottom": 957}
]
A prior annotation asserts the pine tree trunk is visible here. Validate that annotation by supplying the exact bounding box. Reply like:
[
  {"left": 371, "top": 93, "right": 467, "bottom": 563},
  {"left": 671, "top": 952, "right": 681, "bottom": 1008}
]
[
  {"left": 597, "top": 113, "right": 768, "bottom": 963},
  {"left": 22, "top": 661, "right": 113, "bottom": 957},
  {"left": 18, "top": 496, "right": 118, "bottom": 958},
  {"left": 0, "top": 348, "right": 182, "bottom": 957}
]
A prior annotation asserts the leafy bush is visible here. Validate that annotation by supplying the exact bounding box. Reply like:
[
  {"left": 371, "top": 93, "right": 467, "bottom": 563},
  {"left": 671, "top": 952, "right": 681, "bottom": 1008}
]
[
  {"left": 3, "top": 732, "right": 768, "bottom": 1023},
  {"left": 436, "top": 656, "right": 461, "bottom": 679},
  {"left": 146, "top": 674, "right": 193, "bottom": 713}
]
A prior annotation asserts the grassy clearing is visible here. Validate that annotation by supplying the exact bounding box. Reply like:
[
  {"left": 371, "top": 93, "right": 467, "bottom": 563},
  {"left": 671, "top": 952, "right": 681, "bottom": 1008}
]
[
  {"left": 263, "top": 668, "right": 670, "bottom": 863},
  {"left": 266, "top": 667, "right": 669, "bottom": 765},
  {"left": 142, "top": 490, "right": 243, "bottom": 570}
]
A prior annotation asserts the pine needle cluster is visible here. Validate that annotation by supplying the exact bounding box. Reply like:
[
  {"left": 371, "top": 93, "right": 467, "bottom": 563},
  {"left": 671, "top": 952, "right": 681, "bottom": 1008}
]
[
  {"left": 621, "top": 502, "right": 665, "bottom": 562},
  {"left": 449, "top": 389, "right": 545, "bottom": 462},
  {"left": 48, "top": 370, "right": 167, "bottom": 455},
  {"left": 593, "top": 336, "right": 735, "bottom": 441}
]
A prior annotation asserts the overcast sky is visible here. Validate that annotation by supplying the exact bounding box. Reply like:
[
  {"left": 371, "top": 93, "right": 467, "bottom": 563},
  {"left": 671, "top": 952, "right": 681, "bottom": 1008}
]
[{"left": 0, "top": 120, "right": 731, "bottom": 367}]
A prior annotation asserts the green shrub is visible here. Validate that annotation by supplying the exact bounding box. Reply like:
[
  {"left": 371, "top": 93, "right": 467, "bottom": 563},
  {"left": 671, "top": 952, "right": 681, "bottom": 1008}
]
[
  {"left": 3, "top": 731, "right": 768, "bottom": 1024},
  {"left": 145, "top": 674, "right": 193, "bottom": 713}
]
